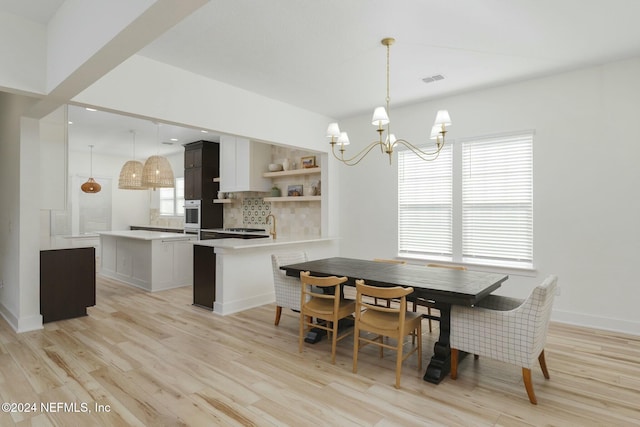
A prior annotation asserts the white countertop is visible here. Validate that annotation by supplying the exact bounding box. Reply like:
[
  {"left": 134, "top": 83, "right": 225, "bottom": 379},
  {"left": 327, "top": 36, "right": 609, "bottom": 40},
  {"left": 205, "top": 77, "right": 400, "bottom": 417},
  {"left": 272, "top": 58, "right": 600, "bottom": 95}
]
[
  {"left": 130, "top": 225, "right": 184, "bottom": 232},
  {"left": 193, "top": 236, "right": 338, "bottom": 250},
  {"left": 97, "top": 230, "right": 195, "bottom": 241},
  {"left": 40, "top": 235, "right": 99, "bottom": 251}
]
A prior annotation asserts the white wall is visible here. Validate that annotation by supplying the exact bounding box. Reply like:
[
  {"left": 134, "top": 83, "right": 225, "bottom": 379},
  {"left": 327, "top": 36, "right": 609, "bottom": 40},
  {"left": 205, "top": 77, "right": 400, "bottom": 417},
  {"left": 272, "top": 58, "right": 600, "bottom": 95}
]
[
  {"left": 337, "top": 57, "right": 640, "bottom": 335},
  {"left": 73, "top": 55, "right": 341, "bottom": 237},
  {"left": 68, "top": 150, "right": 153, "bottom": 231},
  {"left": 0, "top": 92, "right": 42, "bottom": 332}
]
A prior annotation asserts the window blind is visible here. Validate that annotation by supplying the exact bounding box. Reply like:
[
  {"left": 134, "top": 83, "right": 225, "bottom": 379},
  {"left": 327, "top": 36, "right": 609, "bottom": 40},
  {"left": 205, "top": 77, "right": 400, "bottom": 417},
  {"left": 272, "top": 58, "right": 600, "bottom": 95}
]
[
  {"left": 398, "top": 145, "right": 453, "bottom": 257},
  {"left": 462, "top": 133, "right": 533, "bottom": 267},
  {"left": 159, "top": 177, "right": 185, "bottom": 216}
]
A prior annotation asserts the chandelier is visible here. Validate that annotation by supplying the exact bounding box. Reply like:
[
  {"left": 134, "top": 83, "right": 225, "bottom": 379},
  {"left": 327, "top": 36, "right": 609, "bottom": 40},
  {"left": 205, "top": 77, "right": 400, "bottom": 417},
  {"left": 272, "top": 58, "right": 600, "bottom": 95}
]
[{"left": 326, "top": 37, "right": 452, "bottom": 165}]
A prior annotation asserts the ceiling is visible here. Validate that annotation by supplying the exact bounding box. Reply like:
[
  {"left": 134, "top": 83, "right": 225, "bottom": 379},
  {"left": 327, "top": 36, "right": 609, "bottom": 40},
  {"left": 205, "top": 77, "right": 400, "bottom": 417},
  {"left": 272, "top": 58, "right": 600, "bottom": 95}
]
[
  {"left": 5, "top": 0, "right": 640, "bottom": 157},
  {"left": 66, "top": 105, "right": 216, "bottom": 158}
]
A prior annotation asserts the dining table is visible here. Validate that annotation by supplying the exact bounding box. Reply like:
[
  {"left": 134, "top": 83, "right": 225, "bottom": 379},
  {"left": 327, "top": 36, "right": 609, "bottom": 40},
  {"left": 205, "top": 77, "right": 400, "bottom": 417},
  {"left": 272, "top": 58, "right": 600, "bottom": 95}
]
[{"left": 281, "top": 257, "right": 509, "bottom": 384}]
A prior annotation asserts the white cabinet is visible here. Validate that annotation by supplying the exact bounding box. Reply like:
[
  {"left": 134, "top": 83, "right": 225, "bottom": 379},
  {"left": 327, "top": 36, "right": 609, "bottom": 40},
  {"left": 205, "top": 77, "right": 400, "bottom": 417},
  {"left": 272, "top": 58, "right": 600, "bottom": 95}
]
[
  {"left": 99, "top": 233, "right": 196, "bottom": 292},
  {"left": 219, "top": 136, "right": 271, "bottom": 192}
]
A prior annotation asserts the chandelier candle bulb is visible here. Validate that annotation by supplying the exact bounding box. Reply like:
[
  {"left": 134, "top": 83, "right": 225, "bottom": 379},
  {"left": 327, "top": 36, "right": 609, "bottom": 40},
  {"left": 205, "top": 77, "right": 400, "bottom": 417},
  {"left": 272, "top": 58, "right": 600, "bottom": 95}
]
[{"left": 326, "top": 37, "right": 452, "bottom": 166}]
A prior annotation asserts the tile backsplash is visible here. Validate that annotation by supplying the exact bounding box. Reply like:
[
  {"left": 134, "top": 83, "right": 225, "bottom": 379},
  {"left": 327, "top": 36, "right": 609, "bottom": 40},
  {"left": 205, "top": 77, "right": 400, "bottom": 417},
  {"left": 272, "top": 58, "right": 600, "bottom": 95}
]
[
  {"left": 150, "top": 209, "right": 184, "bottom": 228},
  {"left": 223, "top": 195, "right": 320, "bottom": 236},
  {"left": 242, "top": 197, "right": 271, "bottom": 225},
  {"left": 222, "top": 145, "right": 321, "bottom": 237}
]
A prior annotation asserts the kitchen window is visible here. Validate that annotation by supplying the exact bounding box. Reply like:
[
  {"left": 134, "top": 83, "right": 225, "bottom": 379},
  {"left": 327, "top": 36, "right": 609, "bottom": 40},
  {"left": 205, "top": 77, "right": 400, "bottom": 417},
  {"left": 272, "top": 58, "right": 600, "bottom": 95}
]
[
  {"left": 159, "top": 177, "right": 185, "bottom": 216},
  {"left": 398, "top": 131, "right": 533, "bottom": 269}
]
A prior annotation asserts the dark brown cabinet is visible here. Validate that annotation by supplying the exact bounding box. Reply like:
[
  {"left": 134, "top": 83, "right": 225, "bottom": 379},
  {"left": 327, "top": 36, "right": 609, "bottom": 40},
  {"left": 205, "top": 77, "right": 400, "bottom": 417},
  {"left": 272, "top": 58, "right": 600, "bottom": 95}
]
[
  {"left": 193, "top": 245, "right": 215, "bottom": 310},
  {"left": 184, "top": 140, "right": 219, "bottom": 200},
  {"left": 184, "top": 147, "right": 202, "bottom": 169},
  {"left": 184, "top": 140, "right": 223, "bottom": 229},
  {"left": 184, "top": 167, "right": 203, "bottom": 200},
  {"left": 40, "top": 247, "right": 96, "bottom": 323}
]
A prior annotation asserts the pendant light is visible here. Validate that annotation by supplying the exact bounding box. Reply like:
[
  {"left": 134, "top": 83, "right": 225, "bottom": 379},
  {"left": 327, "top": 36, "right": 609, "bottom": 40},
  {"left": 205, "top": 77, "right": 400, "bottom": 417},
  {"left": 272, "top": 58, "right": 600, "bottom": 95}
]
[
  {"left": 118, "top": 130, "right": 146, "bottom": 190},
  {"left": 81, "top": 145, "right": 101, "bottom": 193},
  {"left": 142, "top": 123, "right": 175, "bottom": 190}
]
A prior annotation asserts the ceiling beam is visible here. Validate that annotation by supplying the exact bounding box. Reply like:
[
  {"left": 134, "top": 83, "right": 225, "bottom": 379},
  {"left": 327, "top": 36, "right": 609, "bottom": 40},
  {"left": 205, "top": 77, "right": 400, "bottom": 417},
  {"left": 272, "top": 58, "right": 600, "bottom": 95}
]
[{"left": 26, "top": 0, "right": 208, "bottom": 119}]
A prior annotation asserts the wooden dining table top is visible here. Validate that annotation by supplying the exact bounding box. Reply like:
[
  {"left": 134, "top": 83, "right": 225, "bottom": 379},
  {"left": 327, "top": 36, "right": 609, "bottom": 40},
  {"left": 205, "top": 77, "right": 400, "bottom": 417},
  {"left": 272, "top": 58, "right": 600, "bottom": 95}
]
[{"left": 281, "top": 257, "right": 509, "bottom": 306}]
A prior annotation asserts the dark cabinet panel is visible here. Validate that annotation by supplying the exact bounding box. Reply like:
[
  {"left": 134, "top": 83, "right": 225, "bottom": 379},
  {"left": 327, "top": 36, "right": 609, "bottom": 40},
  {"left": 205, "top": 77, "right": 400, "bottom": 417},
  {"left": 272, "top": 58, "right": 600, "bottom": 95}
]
[
  {"left": 200, "top": 199, "right": 223, "bottom": 230},
  {"left": 193, "top": 245, "right": 215, "bottom": 310},
  {"left": 184, "top": 167, "right": 203, "bottom": 199},
  {"left": 184, "top": 141, "right": 219, "bottom": 200},
  {"left": 40, "top": 247, "right": 96, "bottom": 323},
  {"left": 184, "top": 147, "right": 202, "bottom": 169}
]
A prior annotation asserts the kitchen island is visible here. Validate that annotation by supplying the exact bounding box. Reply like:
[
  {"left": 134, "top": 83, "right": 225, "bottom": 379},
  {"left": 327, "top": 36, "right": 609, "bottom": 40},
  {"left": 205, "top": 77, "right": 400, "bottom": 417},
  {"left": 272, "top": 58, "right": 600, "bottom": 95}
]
[
  {"left": 193, "top": 236, "right": 339, "bottom": 314},
  {"left": 98, "top": 230, "right": 197, "bottom": 292}
]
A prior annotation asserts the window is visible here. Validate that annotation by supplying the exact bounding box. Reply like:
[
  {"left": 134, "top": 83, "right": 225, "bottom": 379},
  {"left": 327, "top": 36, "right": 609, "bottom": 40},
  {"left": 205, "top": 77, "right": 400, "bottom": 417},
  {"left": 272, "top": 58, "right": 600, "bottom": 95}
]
[
  {"left": 398, "top": 131, "right": 533, "bottom": 269},
  {"left": 159, "top": 177, "right": 184, "bottom": 216},
  {"left": 398, "top": 144, "right": 453, "bottom": 258}
]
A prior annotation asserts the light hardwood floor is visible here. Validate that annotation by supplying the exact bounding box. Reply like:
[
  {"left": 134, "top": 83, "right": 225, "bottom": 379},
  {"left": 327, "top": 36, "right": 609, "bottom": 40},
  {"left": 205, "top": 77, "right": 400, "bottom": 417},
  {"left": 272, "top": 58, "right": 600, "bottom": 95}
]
[{"left": 1, "top": 276, "right": 639, "bottom": 426}]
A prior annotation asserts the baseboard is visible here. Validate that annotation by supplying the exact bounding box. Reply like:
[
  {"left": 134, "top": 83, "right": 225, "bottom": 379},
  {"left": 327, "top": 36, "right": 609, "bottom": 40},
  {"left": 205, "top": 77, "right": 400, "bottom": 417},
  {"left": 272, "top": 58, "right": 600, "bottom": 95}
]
[
  {"left": 214, "top": 293, "right": 274, "bottom": 316},
  {"left": 552, "top": 309, "right": 639, "bottom": 337},
  {"left": 0, "top": 301, "right": 43, "bottom": 333}
]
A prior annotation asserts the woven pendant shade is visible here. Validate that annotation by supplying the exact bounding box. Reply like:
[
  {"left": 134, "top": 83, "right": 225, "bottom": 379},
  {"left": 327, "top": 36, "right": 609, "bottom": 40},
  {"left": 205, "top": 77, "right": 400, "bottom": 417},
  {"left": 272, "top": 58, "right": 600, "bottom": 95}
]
[
  {"left": 81, "top": 177, "right": 101, "bottom": 193},
  {"left": 142, "top": 155, "right": 175, "bottom": 189},
  {"left": 118, "top": 130, "right": 147, "bottom": 190},
  {"left": 118, "top": 160, "right": 146, "bottom": 189},
  {"left": 81, "top": 145, "right": 101, "bottom": 193}
]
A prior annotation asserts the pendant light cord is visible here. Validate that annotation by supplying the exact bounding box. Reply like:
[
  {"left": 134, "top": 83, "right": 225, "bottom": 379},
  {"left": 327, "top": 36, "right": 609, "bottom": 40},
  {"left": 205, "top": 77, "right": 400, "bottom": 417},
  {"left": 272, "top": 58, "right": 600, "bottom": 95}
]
[{"left": 89, "top": 145, "right": 94, "bottom": 176}]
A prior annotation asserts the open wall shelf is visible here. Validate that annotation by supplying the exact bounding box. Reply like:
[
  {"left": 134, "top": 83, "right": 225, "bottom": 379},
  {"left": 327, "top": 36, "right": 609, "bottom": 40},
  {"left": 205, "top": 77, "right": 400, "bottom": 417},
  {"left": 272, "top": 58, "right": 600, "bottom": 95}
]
[{"left": 263, "top": 167, "right": 320, "bottom": 178}]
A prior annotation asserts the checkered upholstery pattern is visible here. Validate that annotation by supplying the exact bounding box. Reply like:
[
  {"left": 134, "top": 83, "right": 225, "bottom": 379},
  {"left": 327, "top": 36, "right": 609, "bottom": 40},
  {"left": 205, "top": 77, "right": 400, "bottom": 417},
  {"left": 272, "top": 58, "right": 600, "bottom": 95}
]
[
  {"left": 451, "top": 275, "right": 558, "bottom": 369},
  {"left": 271, "top": 252, "right": 308, "bottom": 311}
]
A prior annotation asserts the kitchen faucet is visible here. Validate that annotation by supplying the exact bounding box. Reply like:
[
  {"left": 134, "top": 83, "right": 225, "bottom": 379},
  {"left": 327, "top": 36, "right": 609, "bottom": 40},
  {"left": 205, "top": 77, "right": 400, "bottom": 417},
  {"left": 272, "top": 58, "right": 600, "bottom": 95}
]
[{"left": 266, "top": 214, "right": 277, "bottom": 239}]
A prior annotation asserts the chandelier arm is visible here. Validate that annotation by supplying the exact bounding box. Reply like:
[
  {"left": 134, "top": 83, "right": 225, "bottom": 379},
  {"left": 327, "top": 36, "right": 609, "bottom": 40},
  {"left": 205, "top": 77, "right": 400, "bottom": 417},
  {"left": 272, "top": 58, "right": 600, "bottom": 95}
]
[
  {"left": 331, "top": 141, "right": 386, "bottom": 166},
  {"left": 392, "top": 139, "right": 444, "bottom": 161}
]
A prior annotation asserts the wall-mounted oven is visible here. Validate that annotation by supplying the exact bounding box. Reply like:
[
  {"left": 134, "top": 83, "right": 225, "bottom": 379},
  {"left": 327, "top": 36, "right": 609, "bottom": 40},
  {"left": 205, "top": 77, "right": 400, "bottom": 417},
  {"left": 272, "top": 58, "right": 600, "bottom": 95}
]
[{"left": 184, "top": 200, "right": 201, "bottom": 231}]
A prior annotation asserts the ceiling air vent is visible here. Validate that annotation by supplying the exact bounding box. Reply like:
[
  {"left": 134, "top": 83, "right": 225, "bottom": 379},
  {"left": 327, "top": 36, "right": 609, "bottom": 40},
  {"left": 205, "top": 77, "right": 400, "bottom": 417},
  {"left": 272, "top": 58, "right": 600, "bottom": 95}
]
[{"left": 422, "top": 74, "right": 445, "bottom": 84}]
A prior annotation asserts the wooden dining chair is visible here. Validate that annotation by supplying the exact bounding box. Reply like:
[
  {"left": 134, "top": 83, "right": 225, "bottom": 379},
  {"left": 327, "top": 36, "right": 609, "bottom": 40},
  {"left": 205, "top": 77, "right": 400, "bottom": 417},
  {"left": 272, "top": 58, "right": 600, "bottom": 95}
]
[
  {"left": 450, "top": 275, "right": 558, "bottom": 404},
  {"left": 353, "top": 279, "right": 422, "bottom": 389},
  {"left": 413, "top": 263, "right": 468, "bottom": 332},
  {"left": 299, "top": 271, "right": 355, "bottom": 364}
]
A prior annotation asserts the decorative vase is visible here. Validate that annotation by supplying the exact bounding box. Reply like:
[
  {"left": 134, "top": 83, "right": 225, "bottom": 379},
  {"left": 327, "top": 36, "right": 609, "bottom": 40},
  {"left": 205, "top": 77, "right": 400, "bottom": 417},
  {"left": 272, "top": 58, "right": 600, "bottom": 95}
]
[
  {"left": 282, "top": 158, "right": 290, "bottom": 171},
  {"left": 270, "top": 187, "right": 281, "bottom": 197}
]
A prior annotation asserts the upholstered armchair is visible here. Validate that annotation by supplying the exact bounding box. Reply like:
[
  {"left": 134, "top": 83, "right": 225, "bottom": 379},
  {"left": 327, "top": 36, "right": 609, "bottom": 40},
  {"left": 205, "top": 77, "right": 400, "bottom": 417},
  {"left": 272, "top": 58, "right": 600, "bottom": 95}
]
[
  {"left": 450, "top": 275, "right": 558, "bottom": 404},
  {"left": 271, "top": 252, "right": 308, "bottom": 325}
]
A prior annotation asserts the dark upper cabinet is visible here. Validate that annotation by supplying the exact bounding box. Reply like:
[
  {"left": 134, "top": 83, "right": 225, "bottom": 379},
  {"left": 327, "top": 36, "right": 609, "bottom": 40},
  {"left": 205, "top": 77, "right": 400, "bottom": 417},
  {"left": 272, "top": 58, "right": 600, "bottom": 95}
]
[
  {"left": 183, "top": 141, "right": 219, "bottom": 200},
  {"left": 184, "top": 167, "right": 203, "bottom": 200},
  {"left": 184, "top": 147, "right": 202, "bottom": 169}
]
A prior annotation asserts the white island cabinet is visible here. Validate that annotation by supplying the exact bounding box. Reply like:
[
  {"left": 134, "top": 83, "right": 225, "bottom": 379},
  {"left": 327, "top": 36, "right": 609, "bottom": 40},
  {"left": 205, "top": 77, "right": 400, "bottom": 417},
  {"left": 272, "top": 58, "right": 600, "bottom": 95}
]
[
  {"left": 98, "top": 231, "right": 197, "bottom": 292},
  {"left": 193, "top": 237, "right": 339, "bottom": 315}
]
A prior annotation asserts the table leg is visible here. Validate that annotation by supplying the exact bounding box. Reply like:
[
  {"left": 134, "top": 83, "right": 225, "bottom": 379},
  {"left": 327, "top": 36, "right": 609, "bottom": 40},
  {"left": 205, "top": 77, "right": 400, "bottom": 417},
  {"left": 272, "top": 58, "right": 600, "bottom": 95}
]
[{"left": 424, "top": 302, "right": 451, "bottom": 384}]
